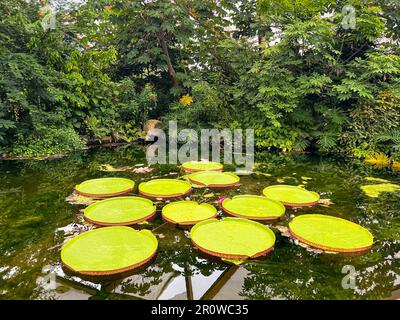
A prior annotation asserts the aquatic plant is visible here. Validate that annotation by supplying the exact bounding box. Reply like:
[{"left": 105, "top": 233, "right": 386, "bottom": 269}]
[
  {"left": 360, "top": 183, "right": 400, "bottom": 198},
  {"left": 364, "top": 153, "right": 390, "bottom": 168}
]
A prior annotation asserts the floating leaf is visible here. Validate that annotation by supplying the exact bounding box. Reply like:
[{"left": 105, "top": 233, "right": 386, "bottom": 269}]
[
  {"left": 360, "top": 183, "right": 400, "bottom": 198},
  {"left": 137, "top": 221, "right": 151, "bottom": 225},
  {"left": 65, "top": 192, "right": 98, "bottom": 205},
  {"left": 318, "top": 198, "right": 334, "bottom": 207},
  {"left": 203, "top": 193, "right": 215, "bottom": 198},
  {"left": 132, "top": 166, "right": 153, "bottom": 174},
  {"left": 134, "top": 163, "right": 145, "bottom": 167},
  {"left": 275, "top": 225, "right": 291, "bottom": 237}
]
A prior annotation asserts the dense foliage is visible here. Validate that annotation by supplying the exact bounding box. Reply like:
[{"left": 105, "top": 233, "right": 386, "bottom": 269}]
[{"left": 0, "top": 0, "right": 399, "bottom": 160}]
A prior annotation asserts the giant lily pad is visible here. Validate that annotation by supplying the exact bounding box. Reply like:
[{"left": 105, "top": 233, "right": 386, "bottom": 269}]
[
  {"left": 162, "top": 200, "right": 217, "bottom": 225},
  {"left": 188, "top": 171, "right": 240, "bottom": 188},
  {"left": 61, "top": 227, "right": 158, "bottom": 276},
  {"left": 138, "top": 179, "right": 192, "bottom": 198},
  {"left": 181, "top": 161, "right": 223, "bottom": 173},
  {"left": 360, "top": 183, "right": 400, "bottom": 198},
  {"left": 190, "top": 218, "right": 276, "bottom": 259},
  {"left": 84, "top": 197, "right": 156, "bottom": 226},
  {"left": 262, "top": 185, "right": 320, "bottom": 207},
  {"left": 75, "top": 177, "right": 134, "bottom": 198},
  {"left": 222, "top": 195, "right": 285, "bottom": 220},
  {"left": 289, "top": 214, "right": 373, "bottom": 253}
]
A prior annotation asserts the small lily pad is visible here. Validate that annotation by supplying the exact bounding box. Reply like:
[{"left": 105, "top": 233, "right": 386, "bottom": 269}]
[{"left": 360, "top": 183, "right": 400, "bottom": 198}]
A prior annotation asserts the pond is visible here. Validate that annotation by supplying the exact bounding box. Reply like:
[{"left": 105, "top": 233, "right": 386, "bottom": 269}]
[{"left": 0, "top": 145, "right": 399, "bottom": 300}]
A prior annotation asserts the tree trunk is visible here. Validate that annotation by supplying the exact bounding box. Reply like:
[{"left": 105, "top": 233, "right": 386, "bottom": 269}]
[{"left": 158, "top": 34, "right": 179, "bottom": 87}]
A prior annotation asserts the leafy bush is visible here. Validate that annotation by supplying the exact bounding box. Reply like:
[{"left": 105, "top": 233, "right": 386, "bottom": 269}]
[{"left": 9, "top": 128, "right": 86, "bottom": 157}]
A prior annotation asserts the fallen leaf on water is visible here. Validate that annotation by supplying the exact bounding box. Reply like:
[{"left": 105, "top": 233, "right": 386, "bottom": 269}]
[
  {"left": 134, "top": 163, "right": 145, "bottom": 167},
  {"left": 318, "top": 198, "right": 334, "bottom": 207},
  {"left": 203, "top": 193, "right": 215, "bottom": 198},
  {"left": 56, "top": 223, "right": 94, "bottom": 238},
  {"left": 275, "top": 226, "right": 291, "bottom": 237},
  {"left": 132, "top": 166, "right": 153, "bottom": 174},
  {"left": 98, "top": 164, "right": 134, "bottom": 172},
  {"left": 65, "top": 192, "right": 97, "bottom": 205}
]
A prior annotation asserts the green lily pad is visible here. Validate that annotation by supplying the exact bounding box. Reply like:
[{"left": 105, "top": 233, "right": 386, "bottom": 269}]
[
  {"left": 190, "top": 218, "right": 276, "bottom": 259},
  {"left": 84, "top": 197, "right": 156, "bottom": 226},
  {"left": 181, "top": 161, "right": 223, "bottom": 173},
  {"left": 222, "top": 195, "right": 285, "bottom": 220},
  {"left": 262, "top": 185, "right": 320, "bottom": 207},
  {"left": 75, "top": 178, "right": 134, "bottom": 198},
  {"left": 138, "top": 179, "right": 192, "bottom": 198},
  {"left": 61, "top": 227, "right": 158, "bottom": 275},
  {"left": 289, "top": 214, "right": 373, "bottom": 253},
  {"left": 360, "top": 183, "right": 400, "bottom": 198},
  {"left": 188, "top": 171, "right": 240, "bottom": 188},
  {"left": 162, "top": 200, "right": 217, "bottom": 225}
]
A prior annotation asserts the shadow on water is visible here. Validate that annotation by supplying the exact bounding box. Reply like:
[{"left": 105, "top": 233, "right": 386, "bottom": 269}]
[{"left": 0, "top": 145, "right": 399, "bottom": 299}]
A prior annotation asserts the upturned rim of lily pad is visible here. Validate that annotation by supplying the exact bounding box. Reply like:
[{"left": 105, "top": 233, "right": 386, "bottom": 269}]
[
  {"left": 181, "top": 161, "right": 223, "bottom": 173},
  {"left": 83, "top": 196, "right": 156, "bottom": 226},
  {"left": 221, "top": 195, "right": 285, "bottom": 221},
  {"left": 138, "top": 179, "right": 192, "bottom": 198},
  {"left": 188, "top": 171, "right": 240, "bottom": 188},
  {"left": 288, "top": 214, "right": 373, "bottom": 253},
  {"left": 262, "top": 185, "right": 320, "bottom": 207},
  {"left": 162, "top": 200, "right": 217, "bottom": 225},
  {"left": 190, "top": 217, "right": 276, "bottom": 259},
  {"left": 61, "top": 227, "right": 158, "bottom": 276},
  {"left": 75, "top": 177, "right": 135, "bottom": 198}
]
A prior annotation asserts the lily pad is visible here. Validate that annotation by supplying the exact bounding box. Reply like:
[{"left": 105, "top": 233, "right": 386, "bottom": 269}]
[
  {"left": 138, "top": 179, "right": 192, "bottom": 198},
  {"left": 61, "top": 227, "right": 158, "bottom": 276},
  {"left": 262, "top": 185, "right": 320, "bottom": 207},
  {"left": 162, "top": 200, "right": 217, "bottom": 225},
  {"left": 289, "top": 214, "right": 373, "bottom": 253},
  {"left": 360, "top": 183, "right": 400, "bottom": 198},
  {"left": 181, "top": 161, "right": 223, "bottom": 173},
  {"left": 188, "top": 171, "right": 240, "bottom": 188},
  {"left": 190, "top": 217, "right": 276, "bottom": 259},
  {"left": 75, "top": 178, "right": 135, "bottom": 198},
  {"left": 84, "top": 197, "right": 156, "bottom": 226},
  {"left": 221, "top": 195, "right": 285, "bottom": 220}
]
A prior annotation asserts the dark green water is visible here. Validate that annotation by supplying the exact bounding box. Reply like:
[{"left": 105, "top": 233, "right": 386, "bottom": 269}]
[{"left": 0, "top": 145, "right": 399, "bottom": 300}]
